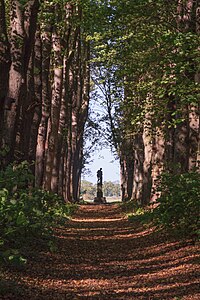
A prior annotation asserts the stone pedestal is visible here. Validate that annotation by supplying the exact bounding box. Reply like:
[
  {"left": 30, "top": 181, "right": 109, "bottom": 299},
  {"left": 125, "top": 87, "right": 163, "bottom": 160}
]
[
  {"left": 94, "top": 178, "right": 106, "bottom": 203},
  {"left": 94, "top": 196, "right": 106, "bottom": 204}
]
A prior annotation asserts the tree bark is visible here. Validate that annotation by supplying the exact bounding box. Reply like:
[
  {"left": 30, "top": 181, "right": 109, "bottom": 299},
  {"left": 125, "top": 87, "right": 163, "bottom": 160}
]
[
  {"left": 151, "top": 128, "right": 165, "bottom": 202},
  {"left": 119, "top": 139, "right": 134, "bottom": 202},
  {"left": 142, "top": 118, "right": 153, "bottom": 204},
  {"left": 132, "top": 134, "right": 144, "bottom": 203},
  {"left": 17, "top": 1, "right": 41, "bottom": 160},
  {"left": 0, "top": 0, "right": 11, "bottom": 151},
  {"left": 4, "top": 0, "right": 26, "bottom": 163},
  {"left": 35, "top": 24, "right": 52, "bottom": 188},
  {"left": 28, "top": 27, "right": 42, "bottom": 165},
  {"left": 3, "top": 0, "right": 40, "bottom": 164},
  {"left": 44, "top": 28, "right": 63, "bottom": 191}
]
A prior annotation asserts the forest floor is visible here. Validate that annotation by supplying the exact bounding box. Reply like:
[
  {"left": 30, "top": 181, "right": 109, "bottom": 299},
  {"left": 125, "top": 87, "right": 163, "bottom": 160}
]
[{"left": 0, "top": 204, "right": 200, "bottom": 300}]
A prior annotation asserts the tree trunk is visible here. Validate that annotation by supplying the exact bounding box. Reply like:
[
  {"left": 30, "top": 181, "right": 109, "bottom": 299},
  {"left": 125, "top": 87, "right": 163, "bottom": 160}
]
[
  {"left": 151, "top": 128, "right": 165, "bottom": 202},
  {"left": 4, "top": 0, "right": 26, "bottom": 163},
  {"left": 28, "top": 27, "right": 42, "bottom": 165},
  {"left": 35, "top": 25, "right": 52, "bottom": 187},
  {"left": 119, "top": 137, "right": 135, "bottom": 202},
  {"left": 57, "top": 93, "right": 67, "bottom": 195},
  {"left": 195, "top": 1, "right": 200, "bottom": 172},
  {"left": 0, "top": 0, "right": 11, "bottom": 150},
  {"left": 173, "top": 110, "right": 189, "bottom": 172},
  {"left": 44, "top": 28, "right": 63, "bottom": 191},
  {"left": 3, "top": 0, "right": 39, "bottom": 164},
  {"left": 17, "top": 0, "right": 40, "bottom": 161},
  {"left": 194, "top": 73, "right": 200, "bottom": 172},
  {"left": 142, "top": 122, "right": 153, "bottom": 204},
  {"left": 132, "top": 134, "right": 144, "bottom": 203},
  {"left": 188, "top": 105, "right": 199, "bottom": 170}
]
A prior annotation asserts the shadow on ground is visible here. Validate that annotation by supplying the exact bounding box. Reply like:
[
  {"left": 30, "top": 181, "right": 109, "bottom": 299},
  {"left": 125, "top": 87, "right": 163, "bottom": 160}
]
[{"left": 0, "top": 204, "right": 200, "bottom": 299}]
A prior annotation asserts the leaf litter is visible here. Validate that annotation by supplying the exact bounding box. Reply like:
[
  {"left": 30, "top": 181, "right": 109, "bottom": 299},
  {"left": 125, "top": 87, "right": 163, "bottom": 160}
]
[{"left": 0, "top": 204, "right": 199, "bottom": 299}]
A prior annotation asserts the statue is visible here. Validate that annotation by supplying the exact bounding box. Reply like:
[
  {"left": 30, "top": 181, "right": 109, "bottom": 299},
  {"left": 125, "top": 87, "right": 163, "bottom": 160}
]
[
  {"left": 94, "top": 168, "right": 106, "bottom": 203},
  {"left": 97, "top": 168, "right": 103, "bottom": 185}
]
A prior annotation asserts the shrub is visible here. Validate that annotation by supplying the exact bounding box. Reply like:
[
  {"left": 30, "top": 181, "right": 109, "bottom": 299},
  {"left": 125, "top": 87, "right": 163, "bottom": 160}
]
[
  {"left": 128, "top": 207, "right": 153, "bottom": 224},
  {"left": 154, "top": 172, "right": 200, "bottom": 237},
  {"left": 0, "top": 162, "right": 77, "bottom": 266},
  {"left": 120, "top": 200, "right": 139, "bottom": 213},
  {"left": 0, "top": 160, "right": 34, "bottom": 193}
]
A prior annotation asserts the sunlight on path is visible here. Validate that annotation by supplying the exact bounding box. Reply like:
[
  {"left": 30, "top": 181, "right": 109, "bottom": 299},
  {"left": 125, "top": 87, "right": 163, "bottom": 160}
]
[
  {"left": 71, "top": 218, "right": 123, "bottom": 222},
  {"left": 2, "top": 204, "right": 200, "bottom": 300},
  {"left": 42, "top": 205, "right": 200, "bottom": 300}
]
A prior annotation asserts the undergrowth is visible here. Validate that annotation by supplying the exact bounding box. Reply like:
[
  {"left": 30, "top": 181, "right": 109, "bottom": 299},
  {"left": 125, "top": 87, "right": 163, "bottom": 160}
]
[
  {"left": 154, "top": 171, "right": 200, "bottom": 239},
  {"left": 0, "top": 161, "right": 77, "bottom": 267},
  {"left": 123, "top": 171, "right": 200, "bottom": 240},
  {"left": 124, "top": 202, "right": 154, "bottom": 226}
]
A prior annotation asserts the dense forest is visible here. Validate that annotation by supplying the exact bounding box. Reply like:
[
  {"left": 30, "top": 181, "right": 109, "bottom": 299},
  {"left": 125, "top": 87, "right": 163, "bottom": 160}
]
[{"left": 0, "top": 0, "right": 200, "bottom": 204}]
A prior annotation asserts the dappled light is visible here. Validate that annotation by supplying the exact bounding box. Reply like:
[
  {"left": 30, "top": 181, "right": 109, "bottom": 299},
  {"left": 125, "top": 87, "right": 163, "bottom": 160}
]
[
  {"left": 0, "top": 1, "right": 200, "bottom": 298},
  {"left": 1, "top": 204, "right": 199, "bottom": 299},
  {"left": 71, "top": 218, "right": 123, "bottom": 223}
]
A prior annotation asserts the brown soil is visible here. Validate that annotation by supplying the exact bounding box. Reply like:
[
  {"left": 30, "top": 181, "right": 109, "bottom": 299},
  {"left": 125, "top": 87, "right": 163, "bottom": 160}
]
[{"left": 0, "top": 204, "right": 200, "bottom": 299}]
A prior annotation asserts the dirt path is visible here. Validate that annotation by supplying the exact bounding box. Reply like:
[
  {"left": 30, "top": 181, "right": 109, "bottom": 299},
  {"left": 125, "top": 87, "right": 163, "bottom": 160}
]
[{"left": 1, "top": 204, "right": 200, "bottom": 299}]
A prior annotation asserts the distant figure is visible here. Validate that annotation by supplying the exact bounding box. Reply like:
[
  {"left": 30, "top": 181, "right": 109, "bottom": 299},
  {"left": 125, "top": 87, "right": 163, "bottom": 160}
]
[{"left": 97, "top": 168, "right": 103, "bottom": 185}]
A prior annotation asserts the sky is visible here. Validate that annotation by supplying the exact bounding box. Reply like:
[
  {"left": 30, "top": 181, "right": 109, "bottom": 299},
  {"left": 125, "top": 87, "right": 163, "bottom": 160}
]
[
  {"left": 82, "top": 148, "right": 120, "bottom": 184},
  {"left": 82, "top": 82, "right": 120, "bottom": 184}
]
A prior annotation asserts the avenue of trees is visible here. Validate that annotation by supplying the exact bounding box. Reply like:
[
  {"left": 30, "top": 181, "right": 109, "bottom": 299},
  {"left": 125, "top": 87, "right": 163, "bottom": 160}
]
[
  {"left": 0, "top": 0, "right": 199, "bottom": 206},
  {"left": 0, "top": 0, "right": 200, "bottom": 265},
  {"left": 91, "top": 0, "right": 200, "bottom": 205}
]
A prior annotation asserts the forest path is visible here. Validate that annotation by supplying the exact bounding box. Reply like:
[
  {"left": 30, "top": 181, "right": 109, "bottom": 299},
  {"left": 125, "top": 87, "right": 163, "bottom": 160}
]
[{"left": 2, "top": 204, "right": 200, "bottom": 299}]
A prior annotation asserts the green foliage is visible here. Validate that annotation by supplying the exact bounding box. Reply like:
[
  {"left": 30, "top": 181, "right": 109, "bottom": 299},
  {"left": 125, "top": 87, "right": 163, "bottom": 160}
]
[
  {"left": 154, "top": 172, "right": 200, "bottom": 238},
  {"left": 128, "top": 208, "right": 153, "bottom": 225},
  {"left": 89, "top": 0, "right": 200, "bottom": 149},
  {"left": 0, "top": 160, "right": 34, "bottom": 193},
  {"left": 0, "top": 249, "right": 27, "bottom": 267},
  {"left": 120, "top": 200, "right": 139, "bottom": 213},
  {"left": 0, "top": 162, "right": 77, "bottom": 266},
  {"left": 19, "top": 0, "right": 29, "bottom": 7},
  {"left": 121, "top": 200, "right": 153, "bottom": 224},
  {"left": 125, "top": 172, "right": 200, "bottom": 239}
]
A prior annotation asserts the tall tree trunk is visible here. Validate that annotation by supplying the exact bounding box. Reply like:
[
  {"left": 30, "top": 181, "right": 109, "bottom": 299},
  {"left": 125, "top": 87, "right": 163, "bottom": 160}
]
[
  {"left": 35, "top": 25, "right": 52, "bottom": 187},
  {"left": 75, "top": 41, "right": 90, "bottom": 199},
  {"left": 4, "top": 0, "right": 26, "bottom": 163},
  {"left": 64, "top": 5, "right": 83, "bottom": 202},
  {"left": 17, "top": 51, "right": 35, "bottom": 161},
  {"left": 70, "top": 33, "right": 90, "bottom": 201},
  {"left": 17, "top": 0, "right": 40, "bottom": 160},
  {"left": 3, "top": 0, "right": 39, "bottom": 164},
  {"left": 57, "top": 92, "right": 67, "bottom": 195},
  {"left": 132, "top": 134, "right": 144, "bottom": 203},
  {"left": 188, "top": 105, "right": 199, "bottom": 170},
  {"left": 194, "top": 1, "right": 200, "bottom": 172},
  {"left": 44, "top": 28, "right": 63, "bottom": 191},
  {"left": 65, "top": 76, "right": 73, "bottom": 201},
  {"left": 28, "top": 27, "right": 42, "bottom": 165},
  {"left": 119, "top": 140, "right": 134, "bottom": 202},
  {"left": 0, "top": 0, "right": 11, "bottom": 151},
  {"left": 151, "top": 128, "right": 165, "bottom": 202},
  {"left": 51, "top": 3, "right": 74, "bottom": 194},
  {"left": 142, "top": 120, "right": 153, "bottom": 204},
  {"left": 173, "top": 109, "right": 189, "bottom": 172}
]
